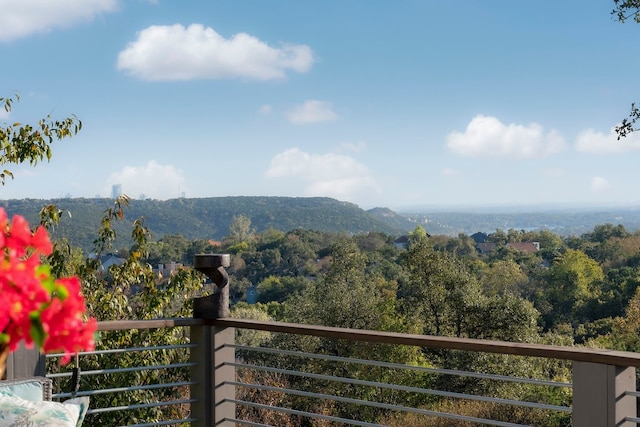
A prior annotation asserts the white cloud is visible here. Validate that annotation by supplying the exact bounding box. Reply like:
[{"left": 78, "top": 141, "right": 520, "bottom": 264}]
[
  {"left": 265, "top": 148, "right": 380, "bottom": 203},
  {"left": 575, "top": 127, "right": 640, "bottom": 153},
  {"left": 0, "top": 0, "right": 118, "bottom": 42},
  {"left": 286, "top": 100, "right": 338, "bottom": 124},
  {"left": 447, "top": 115, "right": 567, "bottom": 158},
  {"left": 117, "top": 23, "right": 314, "bottom": 81},
  {"left": 591, "top": 176, "right": 611, "bottom": 194},
  {"left": 104, "top": 160, "right": 186, "bottom": 199}
]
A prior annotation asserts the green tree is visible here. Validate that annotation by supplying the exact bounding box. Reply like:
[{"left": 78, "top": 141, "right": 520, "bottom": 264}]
[
  {"left": 543, "top": 249, "right": 605, "bottom": 327},
  {"left": 401, "top": 237, "right": 484, "bottom": 337},
  {"left": 257, "top": 275, "right": 310, "bottom": 303},
  {"left": 590, "top": 285, "right": 640, "bottom": 352},
  {"left": 43, "top": 196, "right": 207, "bottom": 425},
  {"left": 482, "top": 259, "right": 529, "bottom": 296},
  {"left": 0, "top": 94, "right": 81, "bottom": 184},
  {"left": 276, "top": 239, "right": 430, "bottom": 422},
  {"left": 227, "top": 214, "right": 254, "bottom": 244}
]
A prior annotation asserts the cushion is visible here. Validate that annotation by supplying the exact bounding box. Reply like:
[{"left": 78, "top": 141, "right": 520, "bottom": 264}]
[
  {"left": 0, "top": 391, "right": 89, "bottom": 427},
  {"left": 0, "top": 379, "right": 44, "bottom": 401}
]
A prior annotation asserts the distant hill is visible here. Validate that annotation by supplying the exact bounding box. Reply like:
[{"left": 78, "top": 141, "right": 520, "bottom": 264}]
[
  {"left": 0, "top": 197, "right": 406, "bottom": 252},
  {"left": 4, "top": 197, "right": 640, "bottom": 253},
  {"left": 400, "top": 207, "right": 640, "bottom": 237},
  {"left": 366, "top": 207, "right": 418, "bottom": 232}
]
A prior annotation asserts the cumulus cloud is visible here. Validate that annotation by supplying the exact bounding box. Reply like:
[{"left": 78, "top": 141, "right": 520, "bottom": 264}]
[
  {"left": 286, "top": 100, "right": 338, "bottom": 124},
  {"left": 575, "top": 127, "right": 640, "bottom": 153},
  {"left": 117, "top": 23, "right": 314, "bottom": 81},
  {"left": 0, "top": 0, "right": 118, "bottom": 42},
  {"left": 447, "top": 115, "right": 567, "bottom": 158},
  {"left": 104, "top": 160, "right": 186, "bottom": 199},
  {"left": 591, "top": 176, "right": 611, "bottom": 194},
  {"left": 265, "top": 148, "right": 380, "bottom": 203}
]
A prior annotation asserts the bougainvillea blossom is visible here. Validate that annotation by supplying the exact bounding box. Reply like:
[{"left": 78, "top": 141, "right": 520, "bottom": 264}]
[{"left": 0, "top": 207, "right": 96, "bottom": 363}]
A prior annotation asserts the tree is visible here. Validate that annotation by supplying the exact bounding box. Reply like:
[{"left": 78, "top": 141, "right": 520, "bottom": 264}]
[
  {"left": 401, "top": 237, "right": 483, "bottom": 337},
  {"left": 256, "top": 275, "right": 310, "bottom": 303},
  {"left": 612, "top": 1, "right": 640, "bottom": 138},
  {"left": 227, "top": 214, "right": 254, "bottom": 244},
  {"left": 482, "top": 259, "right": 529, "bottom": 296},
  {"left": 44, "top": 197, "right": 208, "bottom": 425},
  {"left": 543, "top": 249, "right": 605, "bottom": 327},
  {"left": 613, "top": 0, "right": 640, "bottom": 22},
  {"left": 1, "top": 94, "right": 81, "bottom": 184},
  {"left": 276, "top": 239, "right": 430, "bottom": 423}
]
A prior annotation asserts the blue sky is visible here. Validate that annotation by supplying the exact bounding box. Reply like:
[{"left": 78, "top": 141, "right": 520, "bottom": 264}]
[{"left": 1, "top": 0, "right": 640, "bottom": 210}]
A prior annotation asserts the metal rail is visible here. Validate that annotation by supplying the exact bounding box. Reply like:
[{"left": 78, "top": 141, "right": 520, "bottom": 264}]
[{"left": 40, "top": 317, "right": 640, "bottom": 426}]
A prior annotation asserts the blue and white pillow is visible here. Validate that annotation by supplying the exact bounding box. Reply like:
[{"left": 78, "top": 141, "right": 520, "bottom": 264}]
[{"left": 0, "top": 391, "right": 89, "bottom": 427}]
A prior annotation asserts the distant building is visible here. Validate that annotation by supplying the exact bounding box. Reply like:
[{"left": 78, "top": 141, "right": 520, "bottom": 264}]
[
  {"left": 471, "top": 232, "right": 489, "bottom": 244},
  {"left": 112, "top": 184, "right": 122, "bottom": 199},
  {"left": 393, "top": 235, "right": 410, "bottom": 250},
  {"left": 97, "top": 253, "right": 126, "bottom": 271},
  {"left": 156, "top": 262, "right": 183, "bottom": 278}
]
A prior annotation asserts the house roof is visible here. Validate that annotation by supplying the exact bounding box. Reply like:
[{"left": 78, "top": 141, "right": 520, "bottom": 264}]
[
  {"left": 505, "top": 242, "right": 539, "bottom": 253},
  {"left": 471, "top": 232, "right": 489, "bottom": 244}
]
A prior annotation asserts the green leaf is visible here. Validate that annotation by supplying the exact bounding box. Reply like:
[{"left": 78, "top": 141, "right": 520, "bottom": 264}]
[{"left": 29, "top": 313, "right": 47, "bottom": 348}]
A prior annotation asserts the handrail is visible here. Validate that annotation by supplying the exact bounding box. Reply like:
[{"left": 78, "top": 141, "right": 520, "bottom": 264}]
[
  {"left": 97, "top": 318, "right": 205, "bottom": 331},
  {"left": 216, "top": 317, "right": 640, "bottom": 367}
]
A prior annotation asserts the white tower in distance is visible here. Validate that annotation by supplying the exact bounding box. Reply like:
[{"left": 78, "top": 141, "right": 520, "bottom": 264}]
[{"left": 112, "top": 184, "right": 122, "bottom": 199}]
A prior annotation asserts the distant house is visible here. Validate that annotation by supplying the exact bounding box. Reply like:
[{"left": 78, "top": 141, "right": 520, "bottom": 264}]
[
  {"left": 156, "top": 262, "right": 184, "bottom": 278},
  {"left": 393, "top": 235, "right": 410, "bottom": 250},
  {"left": 98, "top": 253, "right": 125, "bottom": 271},
  {"left": 505, "top": 242, "right": 540, "bottom": 253},
  {"left": 476, "top": 242, "right": 497, "bottom": 253},
  {"left": 471, "top": 232, "right": 489, "bottom": 244}
]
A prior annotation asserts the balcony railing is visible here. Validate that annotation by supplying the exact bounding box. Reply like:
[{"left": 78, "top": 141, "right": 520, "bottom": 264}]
[
  {"left": 4, "top": 251, "right": 640, "bottom": 426},
  {"left": 7, "top": 308, "right": 630, "bottom": 426}
]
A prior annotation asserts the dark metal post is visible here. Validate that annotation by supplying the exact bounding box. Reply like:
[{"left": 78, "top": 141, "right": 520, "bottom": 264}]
[{"left": 190, "top": 254, "right": 235, "bottom": 427}]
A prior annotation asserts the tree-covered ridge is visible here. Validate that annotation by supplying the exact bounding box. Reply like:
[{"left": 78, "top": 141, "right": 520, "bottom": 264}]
[
  {"left": 5, "top": 196, "right": 640, "bottom": 254},
  {"left": 0, "top": 196, "right": 407, "bottom": 252}
]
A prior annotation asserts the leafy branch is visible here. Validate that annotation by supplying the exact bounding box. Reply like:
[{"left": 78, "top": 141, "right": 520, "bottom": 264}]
[{"left": 0, "top": 93, "right": 81, "bottom": 184}]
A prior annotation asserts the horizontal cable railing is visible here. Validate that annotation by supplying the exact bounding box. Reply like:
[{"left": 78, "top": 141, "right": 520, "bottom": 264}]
[
  {"left": 40, "top": 316, "right": 640, "bottom": 426},
  {"left": 46, "top": 318, "right": 203, "bottom": 427},
  {"left": 222, "top": 328, "right": 572, "bottom": 426}
]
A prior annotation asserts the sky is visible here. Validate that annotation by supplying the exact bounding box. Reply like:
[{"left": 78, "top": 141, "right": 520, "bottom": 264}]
[{"left": 2, "top": 0, "right": 640, "bottom": 211}]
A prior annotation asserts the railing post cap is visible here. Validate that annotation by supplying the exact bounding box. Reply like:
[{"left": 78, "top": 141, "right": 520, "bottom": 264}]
[{"left": 194, "top": 254, "right": 230, "bottom": 269}]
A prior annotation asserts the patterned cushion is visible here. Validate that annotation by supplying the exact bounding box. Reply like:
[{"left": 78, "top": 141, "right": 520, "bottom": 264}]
[{"left": 0, "top": 391, "right": 89, "bottom": 427}]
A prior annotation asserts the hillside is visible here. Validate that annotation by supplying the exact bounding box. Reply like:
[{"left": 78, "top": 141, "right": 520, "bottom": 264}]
[
  {"left": 5, "top": 197, "right": 640, "bottom": 253},
  {"left": 0, "top": 197, "right": 405, "bottom": 252}
]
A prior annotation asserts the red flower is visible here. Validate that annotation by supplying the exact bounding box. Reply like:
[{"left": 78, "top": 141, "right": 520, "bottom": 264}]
[{"left": 0, "top": 208, "right": 96, "bottom": 362}]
